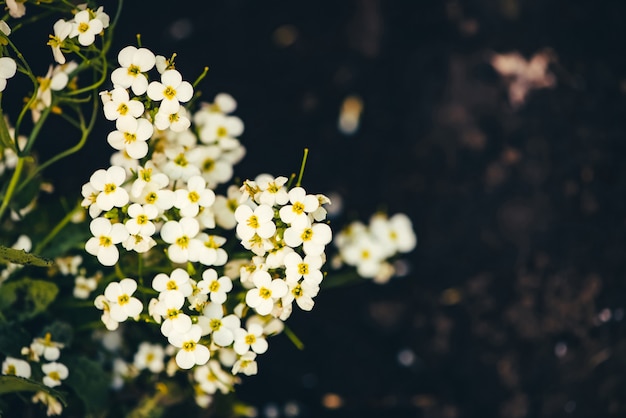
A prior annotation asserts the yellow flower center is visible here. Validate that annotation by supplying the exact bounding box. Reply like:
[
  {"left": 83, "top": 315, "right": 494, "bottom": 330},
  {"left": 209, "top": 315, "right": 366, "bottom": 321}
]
[
  {"left": 247, "top": 215, "right": 259, "bottom": 229},
  {"left": 49, "top": 371, "right": 61, "bottom": 381},
  {"left": 174, "top": 153, "right": 188, "bottom": 167},
  {"left": 166, "top": 281, "right": 178, "bottom": 291},
  {"left": 136, "top": 214, "right": 148, "bottom": 225},
  {"left": 163, "top": 86, "right": 177, "bottom": 100},
  {"left": 77, "top": 22, "right": 90, "bottom": 34},
  {"left": 258, "top": 287, "right": 272, "bottom": 299},
  {"left": 145, "top": 192, "right": 158, "bottom": 204},
  {"left": 188, "top": 191, "right": 200, "bottom": 203},
  {"left": 117, "top": 103, "right": 128, "bottom": 115},
  {"left": 123, "top": 132, "right": 136, "bottom": 144},
  {"left": 216, "top": 126, "right": 227, "bottom": 137},
  {"left": 5, "top": 365, "right": 16, "bottom": 375},
  {"left": 292, "top": 284, "right": 303, "bottom": 298},
  {"left": 244, "top": 334, "right": 256, "bottom": 345},
  {"left": 298, "top": 263, "right": 309, "bottom": 275},
  {"left": 209, "top": 280, "right": 220, "bottom": 292},
  {"left": 104, "top": 183, "right": 117, "bottom": 194},
  {"left": 118, "top": 294, "right": 129, "bottom": 305},
  {"left": 300, "top": 228, "right": 313, "bottom": 242},
  {"left": 209, "top": 318, "right": 222, "bottom": 331},
  {"left": 167, "top": 309, "right": 179, "bottom": 319},
  {"left": 203, "top": 158, "right": 215, "bottom": 172},
  {"left": 140, "top": 168, "right": 152, "bottom": 181},
  {"left": 292, "top": 202, "right": 305, "bottom": 214},
  {"left": 182, "top": 340, "right": 196, "bottom": 352},
  {"left": 128, "top": 64, "right": 141, "bottom": 76},
  {"left": 99, "top": 236, "right": 112, "bottom": 247},
  {"left": 176, "top": 236, "right": 189, "bottom": 249}
]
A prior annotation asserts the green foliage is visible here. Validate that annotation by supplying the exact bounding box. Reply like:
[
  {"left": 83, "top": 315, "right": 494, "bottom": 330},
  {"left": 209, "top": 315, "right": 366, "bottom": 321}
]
[
  {"left": 64, "top": 356, "right": 110, "bottom": 415},
  {"left": 0, "top": 375, "right": 67, "bottom": 406},
  {"left": 0, "top": 246, "right": 53, "bottom": 267},
  {"left": 0, "top": 278, "right": 59, "bottom": 321},
  {"left": 0, "top": 322, "right": 31, "bottom": 357}
]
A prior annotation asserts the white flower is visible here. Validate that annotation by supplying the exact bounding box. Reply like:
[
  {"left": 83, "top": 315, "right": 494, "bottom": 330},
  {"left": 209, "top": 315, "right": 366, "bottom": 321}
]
[
  {"left": 279, "top": 187, "right": 320, "bottom": 227},
  {"left": 48, "top": 19, "right": 72, "bottom": 64},
  {"left": 160, "top": 147, "right": 201, "bottom": 181},
  {"left": 195, "top": 234, "right": 228, "bottom": 266},
  {"left": 0, "top": 57, "right": 17, "bottom": 92},
  {"left": 70, "top": 10, "right": 104, "bottom": 46},
  {"left": 283, "top": 280, "right": 319, "bottom": 312},
  {"left": 197, "top": 269, "right": 233, "bottom": 304},
  {"left": 133, "top": 342, "right": 165, "bottom": 374},
  {"left": 200, "top": 302, "right": 240, "bottom": 346},
  {"left": 168, "top": 324, "right": 210, "bottom": 369},
  {"left": 125, "top": 203, "right": 158, "bottom": 236},
  {"left": 85, "top": 217, "right": 129, "bottom": 266},
  {"left": 155, "top": 290, "right": 192, "bottom": 337},
  {"left": 198, "top": 113, "right": 244, "bottom": 148},
  {"left": 74, "top": 275, "right": 98, "bottom": 299},
  {"left": 283, "top": 252, "right": 324, "bottom": 285},
  {"left": 152, "top": 268, "right": 193, "bottom": 297},
  {"left": 187, "top": 145, "right": 235, "bottom": 188},
  {"left": 233, "top": 323, "right": 268, "bottom": 355},
  {"left": 245, "top": 270, "right": 288, "bottom": 316},
  {"left": 174, "top": 176, "right": 215, "bottom": 218},
  {"left": 41, "top": 362, "right": 69, "bottom": 388},
  {"left": 104, "top": 278, "right": 143, "bottom": 322},
  {"left": 213, "top": 185, "right": 242, "bottom": 229},
  {"left": 154, "top": 107, "right": 191, "bottom": 132},
  {"left": 32, "top": 391, "right": 63, "bottom": 416},
  {"left": 94, "top": 295, "right": 119, "bottom": 331},
  {"left": 232, "top": 352, "right": 257, "bottom": 376},
  {"left": 103, "top": 87, "right": 145, "bottom": 121},
  {"left": 111, "top": 46, "right": 156, "bottom": 95},
  {"left": 89, "top": 165, "right": 129, "bottom": 212},
  {"left": 55, "top": 254, "right": 82, "bottom": 276},
  {"left": 147, "top": 69, "right": 193, "bottom": 115},
  {"left": 6, "top": 0, "right": 25, "bottom": 18},
  {"left": 2, "top": 357, "right": 31, "bottom": 378},
  {"left": 370, "top": 213, "right": 417, "bottom": 254},
  {"left": 256, "top": 176, "right": 289, "bottom": 206},
  {"left": 160, "top": 217, "right": 203, "bottom": 264},
  {"left": 194, "top": 360, "right": 234, "bottom": 395},
  {"left": 107, "top": 116, "right": 154, "bottom": 159},
  {"left": 235, "top": 204, "right": 276, "bottom": 241},
  {"left": 31, "top": 334, "right": 64, "bottom": 361},
  {"left": 123, "top": 233, "right": 157, "bottom": 254},
  {"left": 284, "top": 222, "right": 332, "bottom": 255}
]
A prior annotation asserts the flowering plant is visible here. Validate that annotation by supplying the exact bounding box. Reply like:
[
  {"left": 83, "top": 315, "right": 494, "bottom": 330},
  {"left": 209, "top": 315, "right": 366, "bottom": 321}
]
[{"left": 0, "top": 1, "right": 416, "bottom": 416}]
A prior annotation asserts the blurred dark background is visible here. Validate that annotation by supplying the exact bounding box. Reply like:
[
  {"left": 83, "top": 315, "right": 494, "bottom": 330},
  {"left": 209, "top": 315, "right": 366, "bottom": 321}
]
[{"left": 44, "top": 0, "right": 626, "bottom": 417}]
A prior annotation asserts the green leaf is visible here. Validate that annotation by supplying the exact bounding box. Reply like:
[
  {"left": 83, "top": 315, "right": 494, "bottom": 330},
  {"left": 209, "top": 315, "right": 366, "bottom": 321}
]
[
  {"left": 64, "top": 356, "right": 110, "bottom": 415},
  {"left": 0, "top": 323, "right": 31, "bottom": 357},
  {"left": 0, "top": 375, "right": 67, "bottom": 406},
  {"left": 0, "top": 245, "right": 53, "bottom": 267},
  {"left": 0, "top": 278, "right": 59, "bottom": 321}
]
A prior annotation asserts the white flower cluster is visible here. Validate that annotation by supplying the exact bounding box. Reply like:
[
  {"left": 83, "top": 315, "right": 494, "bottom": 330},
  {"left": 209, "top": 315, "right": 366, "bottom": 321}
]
[
  {"left": 79, "top": 45, "right": 331, "bottom": 405},
  {"left": 334, "top": 212, "right": 417, "bottom": 283},
  {"left": 48, "top": 6, "right": 110, "bottom": 64},
  {"left": 1, "top": 333, "right": 69, "bottom": 416}
]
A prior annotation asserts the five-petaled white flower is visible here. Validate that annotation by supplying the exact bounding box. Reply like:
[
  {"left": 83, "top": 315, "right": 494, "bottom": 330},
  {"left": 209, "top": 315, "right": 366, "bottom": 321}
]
[
  {"left": 147, "top": 69, "right": 193, "bottom": 115},
  {"left": 85, "top": 217, "right": 129, "bottom": 266}
]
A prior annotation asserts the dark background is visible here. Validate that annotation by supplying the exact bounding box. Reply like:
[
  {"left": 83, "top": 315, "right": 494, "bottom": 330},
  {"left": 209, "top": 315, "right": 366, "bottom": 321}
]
[{"left": 49, "top": 1, "right": 626, "bottom": 417}]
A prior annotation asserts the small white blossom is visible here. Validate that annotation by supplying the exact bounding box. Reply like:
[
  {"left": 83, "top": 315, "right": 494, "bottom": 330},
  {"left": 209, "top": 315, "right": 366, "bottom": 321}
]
[
  {"left": 232, "top": 352, "right": 258, "bottom": 376},
  {"left": 70, "top": 10, "right": 104, "bottom": 46},
  {"left": 0, "top": 57, "right": 17, "bottom": 92},
  {"left": 245, "top": 270, "right": 288, "bottom": 316},
  {"left": 133, "top": 342, "right": 165, "bottom": 374},
  {"left": 147, "top": 69, "right": 193, "bottom": 115},
  {"left": 103, "top": 87, "right": 145, "bottom": 121},
  {"left": 161, "top": 217, "right": 203, "bottom": 264},
  {"left": 107, "top": 116, "right": 154, "bottom": 159},
  {"left": 85, "top": 217, "right": 129, "bottom": 266},
  {"left": 41, "top": 362, "right": 69, "bottom": 388},
  {"left": 104, "top": 278, "right": 143, "bottom": 322},
  {"left": 279, "top": 187, "right": 320, "bottom": 227},
  {"left": 2, "top": 357, "right": 31, "bottom": 378},
  {"left": 197, "top": 269, "right": 233, "bottom": 304},
  {"left": 168, "top": 324, "right": 210, "bottom": 369},
  {"left": 111, "top": 46, "right": 156, "bottom": 95},
  {"left": 152, "top": 268, "right": 193, "bottom": 297},
  {"left": 233, "top": 323, "right": 268, "bottom": 355},
  {"left": 88, "top": 165, "right": 129, "bottom": 212}
]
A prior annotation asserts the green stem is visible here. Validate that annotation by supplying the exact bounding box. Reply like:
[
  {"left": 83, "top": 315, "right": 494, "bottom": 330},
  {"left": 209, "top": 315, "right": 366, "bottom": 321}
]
[
  {"left": 33, "top": 202, "right": 82, "bottom": 254},
  {"left": 284, "top": 325, "right": 305, "bottom": 350},
  {"left": 296, "top": 148, "right": 309, "bottom": 187},
  {"left": 0, "top": 157, "right": 25, "bottom": 221}
]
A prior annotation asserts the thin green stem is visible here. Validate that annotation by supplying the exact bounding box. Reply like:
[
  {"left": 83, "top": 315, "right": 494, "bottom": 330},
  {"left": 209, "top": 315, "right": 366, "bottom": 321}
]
[
  {"left": 296, "top": 148, "right": 309, "bottom": 187},
  {"left": 0, "top": 157, "right": 25, "bottom": 221},
  {"left": 284, "top": 325, "right": 305, "bottom": 350},
  {"left": 33, "top": 202, "right": 82, "bottom": 254}
]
